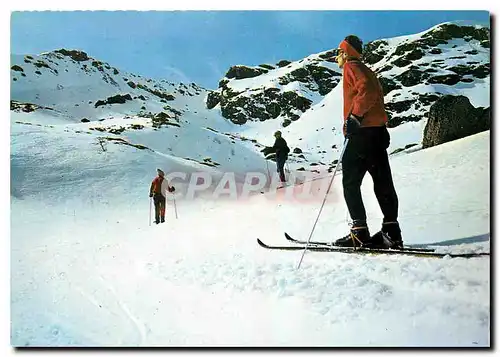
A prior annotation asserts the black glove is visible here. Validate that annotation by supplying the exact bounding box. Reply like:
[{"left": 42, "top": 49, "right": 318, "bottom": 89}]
[
  {"left": 168, "top": 186, "right": 175, "bottom": 193},
  {"left": 345, "top": 113, "right": 362, "bottom": 137},
  {"left": 149, "top": 193, "right": 153, "bottom": 198}
]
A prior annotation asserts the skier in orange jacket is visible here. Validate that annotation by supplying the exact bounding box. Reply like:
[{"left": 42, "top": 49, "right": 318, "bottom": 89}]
[
  {"left": 149, "top": 168, "right": 174, "bottom": 224},
  {"left": 334, "top": 35, "right": 403, "bottom": 249}
]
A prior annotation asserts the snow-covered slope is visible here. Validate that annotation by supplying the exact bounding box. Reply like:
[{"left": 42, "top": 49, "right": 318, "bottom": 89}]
[
  {"left": 10, "top": 49, "right": 277, "bottom": 195},
  {"left": 10, "top": 129, "right": 490, "bottom": 346}
]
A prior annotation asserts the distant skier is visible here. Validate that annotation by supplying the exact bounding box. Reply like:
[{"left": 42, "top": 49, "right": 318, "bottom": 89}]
[
  {"left": 334, "top": 35, "right": 403, "bottom": 249},
  {"left": 149, "top": 168, "right": 175, "bottom": 224},
  {"left": 263, "top": 131, "right": 290, "bottom": 183}
]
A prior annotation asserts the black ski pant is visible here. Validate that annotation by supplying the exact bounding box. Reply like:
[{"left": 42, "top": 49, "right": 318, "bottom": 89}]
[
  {"left": 153, "top": 194, "right": 166, "bottom": 222},
  {"left": 276, "top": 155, "right": 287, "bottom": 182},
  {"left": 341, "top": 126, "right": 399, "bottom": 226}
]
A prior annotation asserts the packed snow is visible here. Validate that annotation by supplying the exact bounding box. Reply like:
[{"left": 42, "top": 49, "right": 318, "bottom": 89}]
[{"left": 10, "top": 115, "right": 490, "bottom": 346}]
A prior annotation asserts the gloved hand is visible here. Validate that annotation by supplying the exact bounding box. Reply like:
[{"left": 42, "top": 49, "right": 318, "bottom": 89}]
[
  {"left": 168, "top": 186, "right": 175, "bottom": 193},
  {"left": 149, "top": 193, "right": 153, "bottom": 198},
  {"left": 345, "top": 113, "right": 362, "bottom": 137}
]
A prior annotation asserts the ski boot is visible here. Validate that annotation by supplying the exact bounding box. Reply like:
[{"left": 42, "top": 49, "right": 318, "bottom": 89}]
[
  {"left": 335, "top": 222, "right": 371, "bottom": 248},
  {"left": 381, "top": 221, "right": 404, "bottom": 249}
]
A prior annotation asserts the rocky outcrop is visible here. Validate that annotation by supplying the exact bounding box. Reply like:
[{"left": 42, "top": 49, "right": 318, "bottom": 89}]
[
  {"left": 225, "top": 65, "right": 267, "bottom": 80},
  {"left": 11, "top": 65, "right": 24, "bottom": 72},
  {"left": 206, "top": 91, "right": 221, "bottom": 110},
  {"left": 206, "top": 22, "right": 489, "bottom": 130},
  {"left": 10, "top": 100, "right": 52, "bottom": 113},
  {"left": 55, "top": 49, "right": 90, "bottom": 62},
  {"left": 374, "top": 23, "right": 490, "bottom": 128},
  {"left": 276, "top": 60, "right": 292, "bottom": 67},
  {"left": 422, "top": 95, "right": 490, "bottom": 148},
  {"left": 94, "top": 94, "right": 133, "bottom": 108},
  {"left": 208, "top": 60, "right": 340, "bottom": 125}
]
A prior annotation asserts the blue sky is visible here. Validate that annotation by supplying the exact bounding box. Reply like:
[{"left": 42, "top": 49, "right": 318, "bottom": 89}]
[{"left": 10, "top": 10, "right": 489, "bottom": 89}]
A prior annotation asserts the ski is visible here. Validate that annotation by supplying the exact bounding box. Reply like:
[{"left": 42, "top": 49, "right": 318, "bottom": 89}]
[
  {"left": 284, "top": 232, "right": 436, "bottom": 253},
  {"left": 257, "top": 239, "right": 489, "bottom": 259}
]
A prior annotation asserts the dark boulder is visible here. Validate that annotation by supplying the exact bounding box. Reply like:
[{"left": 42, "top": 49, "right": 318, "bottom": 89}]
[{"left": 422, "top": 95, "right": 490, "bottom": 148}]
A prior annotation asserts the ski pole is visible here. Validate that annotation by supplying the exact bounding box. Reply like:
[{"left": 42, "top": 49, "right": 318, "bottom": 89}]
[
  {"left": 173, "top": 197, "right": 178, "bottom": 219},
  {"left": 149, "top": 197, "right": 152, "bottom": 226},
  {"left": 297, "top": 138, "right": 350, "bottom": 269},
  {"left": 265, "top": 158, "right": 271, "bottom": 188}
]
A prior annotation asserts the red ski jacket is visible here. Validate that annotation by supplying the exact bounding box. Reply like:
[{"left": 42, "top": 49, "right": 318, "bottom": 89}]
[{"left": 339, "top": 40, "right": 388, "bottom": 134}]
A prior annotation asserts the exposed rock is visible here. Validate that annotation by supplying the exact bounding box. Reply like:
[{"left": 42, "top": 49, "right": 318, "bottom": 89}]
[
  {"left": 422, "top": 95, "right": 490, "bottom": 148},
  {"left": 54, "top": 49, "right": 90, "bottom": 62},
  {"left": 418, "top": 93, "right": 441, "bottom": 106},
  {"left": 318, "top": 49, "right": 338, "bottom": 62},
  {"left": 422, "top": 23, "right": 489, "bottom": 43},
  {"left": 137, "top": 83, "right": 175, "bottom": 101},
  {"left": 427, "top": 74, "right": 461, "bottom": 86},
  {"left": 379, "top": 77, "right": 401, "bottom": 95},
  {"left": 376, "top": 64, "right": 393, "bottom": 74},
  {"left": 471, "top": 64, "right": 490, "bottom": 79},
  {"left": 206, "top": 91, "right": 221, "bottom": 109},
  {"left": 405, "top": 49, "right": 425, "bottom": 61},
  {"left": 94, "top": 94, "right": 133, "bottom": 108},
  {"left": 259, "top": 64, "right": 275, "bottom": 70},
  {"left": 392, "top": 57, "right": 412, "bottom": 68},
  {"left": 305, "top": 64, "right": 341, "bottom": 95},
  {"left": 276, "top": 60, "right": 292, "bottom": 67},
  {"left": 395, "top": 69, "right": 429, "bottom": 87},
  {"left": 225, "top": 65, "right": 266, "bottom": 80},
  {"left": 387, "top": 114, "right": 422, "bottom": 128},
  {"left": 218, "top": 78, "right": 229, "bottom": 88},
  {"left": 385, "top": 99, "right": 415, "bottom": 114},
  {"left": 363, "top": 40, "right": 388, "bottom": 65},
  {"left": 107, "top": 94, "right": 132, "bottom": 104},
  {"left": 265, "top": 102, "right": 281, "bottom": 118}
]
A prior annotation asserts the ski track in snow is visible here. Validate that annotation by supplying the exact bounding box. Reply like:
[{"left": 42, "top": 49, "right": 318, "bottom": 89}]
[{"left": 97, "top": 275, "right": 147, "bottom": 346}]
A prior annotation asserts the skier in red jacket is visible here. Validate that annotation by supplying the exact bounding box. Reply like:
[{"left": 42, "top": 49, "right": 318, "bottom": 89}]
[
  {"left": 149, "top": 168, "right": 174, "bottom": 224},
  {"left": 334, "top": 35, "right": 403, "bottom": 249}
]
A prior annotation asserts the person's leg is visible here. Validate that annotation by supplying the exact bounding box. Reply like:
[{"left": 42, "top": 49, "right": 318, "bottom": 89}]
[
  {"left": 335, "top": 136, "right": 370, "bottom": 247},
  {"left": 277, "top": 157, "right": 286, "bottom": 182},
  {"left": 160, "top": 195, "right": 166, "bottom": 223},
  {"left": 366, "top": 127, "right": 403, "bottom": 247},
  {"left": 368, "top": 150, "right": 399, "bottom": 223},
  {"left": 153, "top": 195, "right": 161, "bottom": 224},
  {"left": 342, "top": 138, "right": 369, "bottom": 224}
]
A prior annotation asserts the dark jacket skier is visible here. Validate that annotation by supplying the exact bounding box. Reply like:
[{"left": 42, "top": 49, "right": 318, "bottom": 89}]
[
  {"left": 264, "top": 131, "right": 290, "bottom": 183},
  {"left": 334, "top": 35, "right": 403, "bottom": 249}
]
